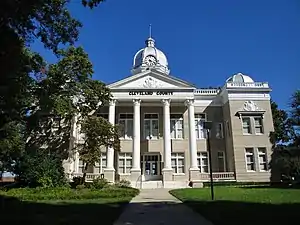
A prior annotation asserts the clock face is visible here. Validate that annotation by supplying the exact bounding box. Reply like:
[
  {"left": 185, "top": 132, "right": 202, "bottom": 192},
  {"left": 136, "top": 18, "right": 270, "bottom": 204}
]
[{"left": 144, "top": 55, "right": 157, "bottom": 67}]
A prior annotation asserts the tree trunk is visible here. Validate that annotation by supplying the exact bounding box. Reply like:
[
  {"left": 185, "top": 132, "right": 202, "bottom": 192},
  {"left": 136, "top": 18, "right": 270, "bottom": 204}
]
[{"left": 82, "top": 162, "right": 89, "bottom": 184}]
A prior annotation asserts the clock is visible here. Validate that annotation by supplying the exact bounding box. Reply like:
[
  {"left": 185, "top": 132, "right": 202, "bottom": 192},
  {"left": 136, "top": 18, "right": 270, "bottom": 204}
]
[{"left": 144, "top": 55, "right": 157, "bottom": 67}]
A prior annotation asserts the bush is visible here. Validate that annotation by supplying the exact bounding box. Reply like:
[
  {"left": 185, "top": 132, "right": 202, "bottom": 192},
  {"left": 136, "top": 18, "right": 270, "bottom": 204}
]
[
  {"left": 91, "top": 177, "right": 109, "bottom": 189},
  {"left": 14, "top": 147, "right": 67, "bottom": 188},
  {"left": 73, "top": 176, "right": 84, "bottom": 187},
  {"left": 115, "top": 179, "right": 131, "bottom": 188},
  {"left": 0, "top": 187, "right": 139, "bottom": 201}
]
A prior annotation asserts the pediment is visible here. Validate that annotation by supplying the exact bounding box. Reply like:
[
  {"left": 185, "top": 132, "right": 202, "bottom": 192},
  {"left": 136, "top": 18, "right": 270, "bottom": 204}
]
[{"left": 107, "top": 70, "right": 196, "bottom": 90}]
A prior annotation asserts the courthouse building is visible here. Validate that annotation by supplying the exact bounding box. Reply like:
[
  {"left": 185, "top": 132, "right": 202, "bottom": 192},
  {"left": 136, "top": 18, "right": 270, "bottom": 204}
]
[{"left": 66, "top": 36, "right": 274, "bottom": 188}]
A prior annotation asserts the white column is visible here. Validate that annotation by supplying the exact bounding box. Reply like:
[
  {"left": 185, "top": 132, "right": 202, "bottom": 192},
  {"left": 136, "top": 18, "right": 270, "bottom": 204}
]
[
  {"left": 106, "top": 99, "right": 116, "bottom": 170},
  {"left": 186, "top": 99, "right": 198, "bottom": 170},
  {"left": 132, "top": 99, "right": 141, "bottom": 171},
  {"left": 162, "top": 99, "right": 172, "bottom": 170}
]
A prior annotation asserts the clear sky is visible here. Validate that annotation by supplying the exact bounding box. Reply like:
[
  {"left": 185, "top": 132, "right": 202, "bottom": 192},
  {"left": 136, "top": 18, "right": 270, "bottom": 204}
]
[{"left": 32, "top": 0, "right": 300, "bottom": 109}]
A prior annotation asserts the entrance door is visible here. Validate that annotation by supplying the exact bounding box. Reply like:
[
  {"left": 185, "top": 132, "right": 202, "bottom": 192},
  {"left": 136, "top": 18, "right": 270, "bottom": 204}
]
[{"left": 141, "top": 154, "right": 161, "bottom": 181}]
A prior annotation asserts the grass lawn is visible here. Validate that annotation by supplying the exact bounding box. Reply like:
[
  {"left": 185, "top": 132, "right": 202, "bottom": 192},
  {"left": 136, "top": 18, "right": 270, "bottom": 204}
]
[
  {"left": 0, "top": 187, "right": 139, "bottom": 225},
  {"left": 170, "top": 186, "right": 300, "bottom": 225}
]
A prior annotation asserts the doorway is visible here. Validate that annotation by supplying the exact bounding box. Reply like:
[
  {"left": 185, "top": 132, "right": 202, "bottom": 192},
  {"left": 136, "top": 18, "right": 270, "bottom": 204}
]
[{"left": 141, "top": 154, "right": 161, "bottom": 181}]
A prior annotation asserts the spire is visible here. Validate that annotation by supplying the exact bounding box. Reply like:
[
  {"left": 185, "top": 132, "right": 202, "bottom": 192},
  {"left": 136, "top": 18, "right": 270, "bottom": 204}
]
[
  {"left": 149, "top": 24, "right": 152, "bottom": 38},
  {"left": 145, "top": 24, "right": 155, "bottom": 47}
]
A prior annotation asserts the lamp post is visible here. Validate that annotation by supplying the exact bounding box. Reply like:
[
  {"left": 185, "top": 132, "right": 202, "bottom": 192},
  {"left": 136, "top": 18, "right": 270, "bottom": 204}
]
[{"left": 203, "top": 121, "right": 214, "bottom": 201}]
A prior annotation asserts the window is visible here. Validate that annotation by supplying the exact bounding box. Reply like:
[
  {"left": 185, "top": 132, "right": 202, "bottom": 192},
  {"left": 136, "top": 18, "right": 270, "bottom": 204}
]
[
  {"left": 217, "top": 151, "right": 225, "bottom": 172},
  {"left": 254, "top": 117, "right": 263, "bottom": 134},
  {"left": 215, "top": 123, "right": 224, "bottom": 139},
  {"left": 94, "top": 153, "right": 107, "bottom": 173},
  {"left": 197, "top": 152, "right": 209, "bottom": 173},
  {"left": 144, "top": 114, "right": 159, "bottom": 139},
  {"left": 195, "top": 114, "right": 206, "bottom": 139},
  {"left": 170, "top": 114, "right": 183, "bottom": 139},
  {"left": 226, "top": 120, "right": 231, "bottom": 137},
  {"left": 242, "top": 117, "right": 251, "bottom": 134},
  {"left": 119, "top": 153, "right": 132, "bottom": 174},
  {"left": 79, "top": 159, "right": 94, "bottom": 173},
  {"left": 171, "top": 153, "right": 185, "bottom": 174},
  {"left": 245, "top": 148, "right": 255, "bottom": 171},
  {"left": 119, "top": 114, "right": 133, "bottom": 139},
  {"left": 258, "top": 148, "right": 267, "bottom": 171}
]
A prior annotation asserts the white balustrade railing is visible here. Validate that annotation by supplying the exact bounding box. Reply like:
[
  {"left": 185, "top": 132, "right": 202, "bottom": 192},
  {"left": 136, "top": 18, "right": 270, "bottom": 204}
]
[
  {"left": 199, "top": 172, "right": 235, "bottom": 181},
  {"left": 226, "top": 82, "right": 269, "bottom": 88},
  {"left": 194, "top": 89, "right": 220, "bottom": 95}
]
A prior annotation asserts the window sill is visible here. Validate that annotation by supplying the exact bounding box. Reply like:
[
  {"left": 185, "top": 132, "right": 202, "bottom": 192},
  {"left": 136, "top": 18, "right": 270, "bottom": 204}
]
[
  {"left": 173, "top": 173, "right": 185, "bottom": 176},
  {"left": 119, "top": 138, "right": 133, "bottom": 141},
  {"left": 246, "top": 170, "right": 256, "bottom": 172}
]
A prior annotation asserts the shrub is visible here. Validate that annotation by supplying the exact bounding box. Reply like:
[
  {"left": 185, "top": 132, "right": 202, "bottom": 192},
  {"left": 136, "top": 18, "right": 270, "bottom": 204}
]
[
  {"left": 91, "top": 177, "right": 109, "bottom": 189},
  {"left": 73, "top": 176, "right": 84, "bottom": 186},
  {"left": 0, "top": 187, "right": 139, "bottom": 201},
  {"left": 115, "top": 179, "right": 131, "bottom": 188}
]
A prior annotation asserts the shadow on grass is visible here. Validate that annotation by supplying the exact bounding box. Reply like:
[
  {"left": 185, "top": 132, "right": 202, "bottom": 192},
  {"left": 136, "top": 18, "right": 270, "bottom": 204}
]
[
  {"left": 184, "top": 200, "right": 300, "bottom": 225},
  {"left": 0, "top": 195, "right": 129, "bottom": 225}
]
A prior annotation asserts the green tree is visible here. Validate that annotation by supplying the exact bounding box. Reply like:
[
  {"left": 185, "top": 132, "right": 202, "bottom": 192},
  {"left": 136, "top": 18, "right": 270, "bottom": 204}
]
[
  {"left": 269, "top": 99, "right": 292, "bottom": 146},
  {"left": 77, "top": 116, "right": 120, "bottom": 182},
  {"left": 290, "top": 90, "right": 300, "bottom": 147}
]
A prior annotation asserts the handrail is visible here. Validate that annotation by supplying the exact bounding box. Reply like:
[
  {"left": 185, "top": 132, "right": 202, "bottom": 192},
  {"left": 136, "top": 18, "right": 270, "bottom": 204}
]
[{"left": 135, "top": 174, "right": 143, "bottom": 189}]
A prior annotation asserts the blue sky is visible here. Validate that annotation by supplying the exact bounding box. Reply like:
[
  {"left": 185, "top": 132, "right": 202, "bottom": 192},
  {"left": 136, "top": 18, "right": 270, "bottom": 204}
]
[{"left": 32, "top": 0, "right": 300, "bottom": 109}]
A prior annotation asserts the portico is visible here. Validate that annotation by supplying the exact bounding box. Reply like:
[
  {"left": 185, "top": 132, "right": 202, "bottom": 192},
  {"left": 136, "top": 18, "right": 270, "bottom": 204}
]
[{"left": 104, "top": 94, "right": 200, "bottom": 184}]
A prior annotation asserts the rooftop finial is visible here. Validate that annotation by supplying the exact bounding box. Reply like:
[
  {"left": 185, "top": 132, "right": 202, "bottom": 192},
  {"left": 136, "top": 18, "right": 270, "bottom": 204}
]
[{"left": 149, "top": 24, "right": 152, "bottom": 38}]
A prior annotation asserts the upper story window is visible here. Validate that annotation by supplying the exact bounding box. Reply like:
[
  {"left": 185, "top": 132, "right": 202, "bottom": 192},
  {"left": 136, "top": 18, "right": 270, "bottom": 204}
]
[
  {"left": 170, "top": 114, "right": 183, "bottom": 139},
  {"left": 242, "top": 117, "right": 251, "bottom": 134},
  {"left": 144, "top": 113, "right": 159, "bottom": 140},
  {"left": 195, "top": 114, "right": 206, "bottom": 139},
  {"left": 119, "top": 114, "right": 133, "bottom": 139},
  {"left": 254, "top": 117, "right": 263, "bottom": 134},
  {"left": 215, "top": 122, "right": 224, "bottom": 139},
  {"left": 241, "top": 116, "right": 264, "bottom": 135}
]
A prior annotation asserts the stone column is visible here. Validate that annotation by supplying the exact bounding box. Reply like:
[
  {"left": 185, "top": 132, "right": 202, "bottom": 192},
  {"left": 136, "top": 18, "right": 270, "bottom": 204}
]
[
  {"left": 104, "top": 99, "right": 116, "bottom": 182},
  {"left": 162, "top": 99, "right": 173, "bottom": 184},
  {"left": 185, "top": 99, "right": 200, "bottom": 181},
  {"left": 131, "top": 99, "right": 141, "bottom": 182}
]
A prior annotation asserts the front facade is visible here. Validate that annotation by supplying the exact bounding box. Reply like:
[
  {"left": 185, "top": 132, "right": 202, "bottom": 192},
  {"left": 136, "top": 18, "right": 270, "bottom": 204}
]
[{"left": 65, "top": 37, "right": 274, "bottom": 188}]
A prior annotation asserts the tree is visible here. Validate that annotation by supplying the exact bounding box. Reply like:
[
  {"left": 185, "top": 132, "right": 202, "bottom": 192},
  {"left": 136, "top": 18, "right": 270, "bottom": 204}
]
[
  {"left": 16, "top": 46, "right": 119, "bottom": 186},
  {"left": 0, "top": 0, "right": 109, "bottom": 184},
  {"left": 77, "top": 116, "right": 120, "bottom": 182},
  {"left": 269, "top": 99, "right": 292, "bottom": 146},
  {"left": 290, "top": 90, "right": 300, "bottom": 147}
]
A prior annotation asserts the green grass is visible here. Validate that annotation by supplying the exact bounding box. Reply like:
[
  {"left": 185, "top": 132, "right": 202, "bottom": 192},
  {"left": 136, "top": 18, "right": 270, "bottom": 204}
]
[
  {"left": 170, "top": 186, "right": 300, "bottom": 225},
  {"left": 0, "top": 187, "right": 139, "bottom": 225}
]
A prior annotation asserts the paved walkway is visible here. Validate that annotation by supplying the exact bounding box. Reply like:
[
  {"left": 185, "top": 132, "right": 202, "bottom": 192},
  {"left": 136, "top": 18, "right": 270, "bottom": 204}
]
[{"left": 113, "top": 189, "right": 213, "bottom": 225}]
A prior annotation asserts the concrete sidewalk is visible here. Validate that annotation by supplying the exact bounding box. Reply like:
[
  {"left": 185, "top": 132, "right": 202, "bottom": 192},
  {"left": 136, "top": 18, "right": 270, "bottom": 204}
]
[{"left": 113, "top": 189, "right": 213, "bottom": 225}]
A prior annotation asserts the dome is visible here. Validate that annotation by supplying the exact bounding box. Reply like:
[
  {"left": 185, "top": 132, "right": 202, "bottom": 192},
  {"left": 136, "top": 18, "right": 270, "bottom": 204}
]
[
  {"left": 132, "top": 37, "right": 170, "bottom": 75},
  {"left": 226, "top": 72, "right": 254, "bottom": 83}
]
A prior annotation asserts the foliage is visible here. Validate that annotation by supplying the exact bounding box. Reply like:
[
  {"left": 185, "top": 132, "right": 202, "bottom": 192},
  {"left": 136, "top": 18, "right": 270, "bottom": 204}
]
[
  {"left": 114, "top": 179, "right": 131, "bottom": 188},
  {"left": 270, "top": 145, "right": 300, "bottom": 185},
  {"left": 77, "top": 116, "right": 120, "bottom": 180},
  {"left": 270, "top": 91, "right": 300, "bottom": 183},
  {"left": 0, "top": 0, "right": 108, "bottom": 186},
  {"left": 0, "top": 186, "right": 139, "bottom": 201},
  {"left": 269, "top": 99, "right": 292, "bottom": 145},
  {"left": 91, "top": 177, "right": 109, "bottom": 189},
  {"left": 14, "top": 147, "right": 67, "bottom": 187},
  {"left": 289, "top": 90, "right": 300, "bottom": 146}
]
